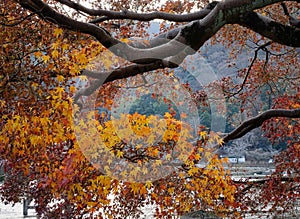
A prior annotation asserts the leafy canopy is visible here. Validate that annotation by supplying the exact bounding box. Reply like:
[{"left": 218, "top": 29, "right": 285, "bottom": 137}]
[{"left": 0, "top": 0, "right": 300, "bottom": 218}]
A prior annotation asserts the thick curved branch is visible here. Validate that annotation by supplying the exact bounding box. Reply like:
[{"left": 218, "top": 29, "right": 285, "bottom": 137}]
[
  {"left": 19, "top": 0, "right": 191, "bottom": 64},
  {"left": 19, "top": 0, "right": 300, "bottom": 68},
  {"left": 56, "top": 0, "right": 215, "bottom": 23},
  {"left": 223, "top": 108, "right": 300, "bottom": 144},
  {"left": 154, "top": 0, "right": 300, "bottom": 53},
  {"left": 239, "top": 12, "right": 300, "bottom": 47},
  {"left": 19, "top": 0, "right": 300, "bottom": 105},
  {"left": 19, "top": 0, "right": 119, "bottom": 48},
  {"left": 74, "top": 59, "right": 179, "bottom": 103},
  {"left": 127, "top": 28, "right": 181, "bottom": 49}
]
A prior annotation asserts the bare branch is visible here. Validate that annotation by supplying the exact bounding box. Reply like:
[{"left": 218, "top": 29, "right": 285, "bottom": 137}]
[
  {"left": 222, "top": 108, "right": 300, "bottom": 144},
  {"left": 281, "top": 2, "right": 290, "bottom": 16},
  {"left": 226, "top": 41, "right": 272, "bottom": 97}
]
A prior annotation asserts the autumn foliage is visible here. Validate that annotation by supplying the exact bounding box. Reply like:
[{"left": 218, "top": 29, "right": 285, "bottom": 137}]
[{"left": 0, "top": 0, "right": 300, "bottom": 218}]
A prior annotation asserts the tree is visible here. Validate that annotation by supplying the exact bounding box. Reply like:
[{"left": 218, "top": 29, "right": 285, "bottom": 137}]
[{"left": 0, "top": 0, "right": 299, "bottom": 218}]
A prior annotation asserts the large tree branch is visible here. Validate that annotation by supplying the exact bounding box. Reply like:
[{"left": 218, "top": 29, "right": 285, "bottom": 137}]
[
  {"left": 74, "top": 58, "right": 180, "bottom": 103},
  {"left": 19, "top": 0, "right": 192, "bottom": 64},
  {"left": 222, "top": 108, "right": 300, "bottom": 144},
  {"left": 19, "top": 0, "right": 300, "bottom": 67},
  {"left": 56, "top": 0, "right": 215, "bottom": 23},
  {"left": 19, "top": 0, "right": 300, "bottom": 109},
  {"left": 130, "top": 0, "right": 300, "bottom": 53},
  {"left": 239, "top": 12, "right": 300, "bottom": 47}
]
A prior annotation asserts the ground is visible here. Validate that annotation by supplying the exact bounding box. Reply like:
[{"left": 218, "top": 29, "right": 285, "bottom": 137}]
[{"left": 0, "top": 200, "right": 36, "bottom": 219}]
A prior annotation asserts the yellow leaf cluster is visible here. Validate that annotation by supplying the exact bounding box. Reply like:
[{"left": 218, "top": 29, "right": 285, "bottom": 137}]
[{"left": 53, "top": 28, "right": 63, "bottom": 38}]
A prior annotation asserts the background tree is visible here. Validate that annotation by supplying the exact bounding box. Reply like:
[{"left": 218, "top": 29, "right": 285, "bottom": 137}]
[{"left": 0, "top": 0, "right": 300, "bottom": 218}]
